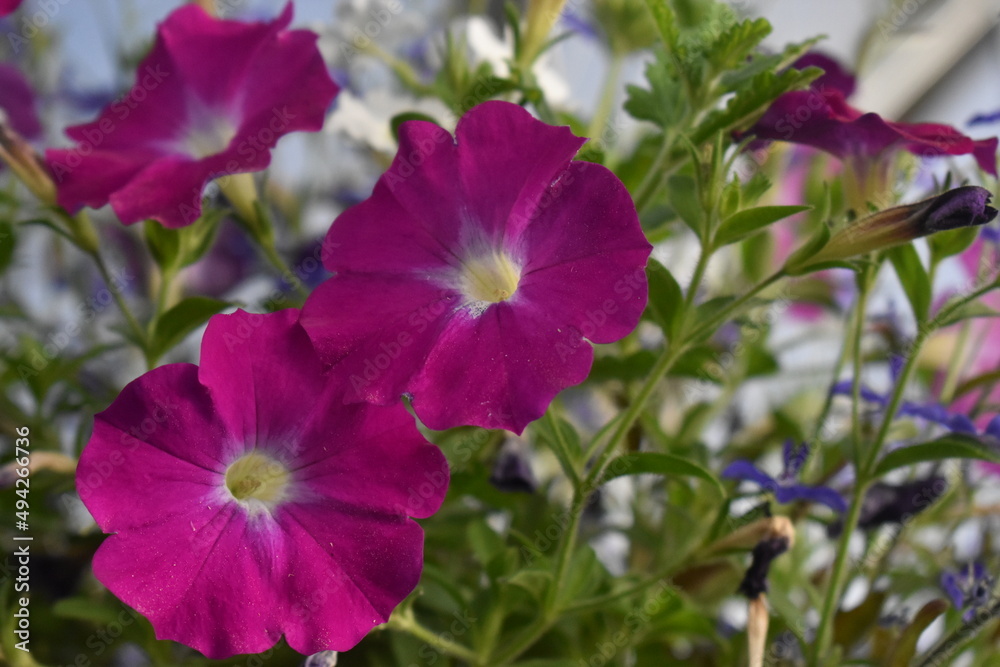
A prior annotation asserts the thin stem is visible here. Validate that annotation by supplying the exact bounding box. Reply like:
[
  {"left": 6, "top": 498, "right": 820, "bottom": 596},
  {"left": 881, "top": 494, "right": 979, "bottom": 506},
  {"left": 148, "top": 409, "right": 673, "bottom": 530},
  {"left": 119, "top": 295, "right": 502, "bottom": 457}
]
[
  {"left": 632, "top": 131, "right": 676, "bottom": 213},
  {"left": 87, "top": 248, "right": 147, "bottom": 353},
  {"left": 255, "top": 235, "right": 309, "bottom": 299},
  {"left": 544, "top": 408, "right": 581, "bottom": 488},
  {"left": 810, "top": 480, "right": 867, "bottom": 665},
  {"left": 849, "top": 271, "right": 872, "bottom": 467},
  {"left": 586, "top": 53, "right": 624, "bottom": 142},
  {"left": 387, "top": 611, "right": 479, "bottom": 664},
  {"left": 686, "top": 270, "right": 786, "bottom": 343}
]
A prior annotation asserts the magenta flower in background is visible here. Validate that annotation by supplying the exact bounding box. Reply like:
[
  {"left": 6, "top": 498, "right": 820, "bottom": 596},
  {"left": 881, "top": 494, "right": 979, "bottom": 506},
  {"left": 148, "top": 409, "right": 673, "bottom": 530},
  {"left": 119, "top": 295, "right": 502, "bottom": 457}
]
[
  {"left": 0, "top": 0, "right": 23, "bottom": 17},
  {"left": 0, "top": 64, "right": 41, "bottom": 139},
  {"left": 46, "top": 3, "right": 338, "bottom": 228},
  {"left": 745, "top": 53, "right": 998, "bottom": 177},
  {"left": 76, "top": 309, "right": 447, "bottom": 658},
  {"left": 300, "top": 101, "right": 652, "bottom": 434}
]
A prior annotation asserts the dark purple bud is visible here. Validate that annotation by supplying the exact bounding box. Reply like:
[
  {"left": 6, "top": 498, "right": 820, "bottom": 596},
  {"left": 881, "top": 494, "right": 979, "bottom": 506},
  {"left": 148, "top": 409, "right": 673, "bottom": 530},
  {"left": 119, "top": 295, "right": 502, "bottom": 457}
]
[{"left": 738, "top": 536, "right": 790, "bottom": 600}]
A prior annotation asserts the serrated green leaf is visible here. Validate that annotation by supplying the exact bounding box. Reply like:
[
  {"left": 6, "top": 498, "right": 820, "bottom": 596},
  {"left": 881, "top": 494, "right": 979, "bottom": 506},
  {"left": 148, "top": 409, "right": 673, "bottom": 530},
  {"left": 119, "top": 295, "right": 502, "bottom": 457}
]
[
  {"left": 646, "top": 258, "right": 684, "bottom": 338},
  {"left": 692, "top": 66, "right": 821, "bottom": 143},
  {"left": 706, "top": 17, "right": 771, "bottom": 73},
  {"left": 148, "top": 297, "right": 230, "bottom": 363},
  {"left": 623, "top": 51, "right": 685, "bottom": 127},
  {"left": 887, "top": 243, "right": 931, "bottom": 322},
  {"left": 641, "top": 0, "right": 679, "bottom": 48},
  {"left": 602, "top": 452, "right": 725, "bottom": 497},
  {"left": 873, "top": 434, "right": 1000, "bottom": 477},
  {"left": 715, "top": 205, "right": 810, "bottom": 247}
]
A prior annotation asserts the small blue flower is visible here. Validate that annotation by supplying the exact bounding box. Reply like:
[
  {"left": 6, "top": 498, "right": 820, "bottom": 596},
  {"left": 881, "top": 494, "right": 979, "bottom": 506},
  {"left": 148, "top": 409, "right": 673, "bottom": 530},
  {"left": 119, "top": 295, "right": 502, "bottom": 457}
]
[
  {"left": 970, "top": 109, "right": 1000, "bottom": 126},
  {"left": 831, "top": 380, "right": 980, "bottom": 435},
  {"left": 722, "top": 440, "right": 847, "bottom": 513},
  {"left": 941, "top": 562, "right": 993, "bottom": 622}
]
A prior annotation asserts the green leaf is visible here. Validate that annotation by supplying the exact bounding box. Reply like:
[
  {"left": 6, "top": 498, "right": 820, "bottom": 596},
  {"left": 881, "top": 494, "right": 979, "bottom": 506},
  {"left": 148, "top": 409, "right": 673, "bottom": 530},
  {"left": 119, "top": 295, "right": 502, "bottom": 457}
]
[
  {"left": 706, "top": 17, "right": 771, "bottom": 73},
  {"left": 834, "top": 590, "right": 887, "bottom": 650},
  {"left": 504, "top": 569, "right": 552, "bottom": 603},
  {"left": 886, "top": 599, "right": 948, "bottom": 667},
  {"left": 52, "top": 597, "right": 122, "bottom": 625},
  {"left": 144, "top": 220, "right": 181, "bottom": 269},
  {"left": 691, "top": 66, "right": 820, "bottom": 143},
  {"left": 148, "top": 297, "right": 230, "bottom": 363},
  {"left": 623, "top": 51, "right": 685, "bottom": 128},
  {"left": 666, "top": 174, "right": 704, "bottom": 236},
  {"left": 0, "top": 220, "right": 15, "bottom": 272},
  {"left": 714, "top": 205, "right": 810, "bottom": 247},
  {"left": 641, "top": 0, "right": 679, "bottom": 48},
  {"left": 873, "top": 434, "right": 1000, "bottom": 477},
  {"left": 589, "top": 349, "right": 659, "bottom": 382},
  {"left": 555, "top": 546, "right": 606, "bottom": 609},
  {"left": 602, "top": 452, "right": 725, "bottom": 497},
  {"left": 887, "top": 243, "right": 931, "bottom": 322},
  {"left": 783, "top": 223, "right": 832, "bottom": 275},
  {"left": 929, "top": 224, "right": 979, "bottom": 263},
  {"left": 646, "top": 258, "right": 684, "bottom": 338},
  {"left": 391, "top": 111, "right": 441, "bottom": 139},
  {"left": 933, "top": 299, "right": 1000, "bottom": 329}
]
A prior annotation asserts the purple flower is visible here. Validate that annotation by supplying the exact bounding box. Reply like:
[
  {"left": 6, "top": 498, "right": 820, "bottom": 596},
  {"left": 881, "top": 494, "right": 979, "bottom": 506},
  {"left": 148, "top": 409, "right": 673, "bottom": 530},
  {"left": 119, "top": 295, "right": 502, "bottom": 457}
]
[
  {"left": 300, "top": 101, "right": 652, "bottom": 434},
  {"left": 745, "top": 54, "right": 998, "bottom": 177},
  {"left": 941, "top": 563, "right": 993, "bottom": 622},
  {"left": 832, "top": 379, "right": 980, "bottom": 435},
  {"left": 76, "top": 309, "right": 448, "bottom": 658},
  {"left": 722, "top": 440, "right": 847, "bottom": 512},
  {"left": 0, "top": 64, "right": 41, "bottom": 139},
  {"left": 45, "top": 4, "right": 338, "bottom": 228}
]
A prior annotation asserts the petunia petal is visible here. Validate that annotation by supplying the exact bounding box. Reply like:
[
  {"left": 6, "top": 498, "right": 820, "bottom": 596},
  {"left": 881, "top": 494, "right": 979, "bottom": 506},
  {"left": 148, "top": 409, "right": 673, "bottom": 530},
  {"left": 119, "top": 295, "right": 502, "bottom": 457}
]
[{"left": 409, "top": 303, "right": 595, "bottom": 433}]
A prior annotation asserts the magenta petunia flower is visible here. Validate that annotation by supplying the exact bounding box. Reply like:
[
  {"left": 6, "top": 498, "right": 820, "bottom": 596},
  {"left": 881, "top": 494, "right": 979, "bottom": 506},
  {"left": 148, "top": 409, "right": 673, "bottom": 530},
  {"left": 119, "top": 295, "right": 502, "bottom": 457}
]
[
  {"left": 45, "top": 3, "right": 338, "bottom": 228},
  {"left": 0, "top": 64, "right": 41, "bottom": 139},
  {"left": 76, "top": 309, "right": 447, "bottom": 658},
  {"left": 300, "top": 101, "right": 652, "bottom": 434},
  {"left": 745, "top": 53, "right": 998, "bottom": 177},
  {"left": 0, "top": 0, "right": 23, "bottom": 17}
]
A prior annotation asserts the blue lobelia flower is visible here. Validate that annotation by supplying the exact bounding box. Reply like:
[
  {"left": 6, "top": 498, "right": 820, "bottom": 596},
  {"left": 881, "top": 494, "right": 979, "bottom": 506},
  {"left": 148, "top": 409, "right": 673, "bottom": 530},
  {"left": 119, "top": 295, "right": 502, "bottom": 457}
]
[
  {"left": 941, "top": 562, "right": 994, "bottom": 622},
  {"left": 722, "top": 440, "right": 847, "bottom": 513}
]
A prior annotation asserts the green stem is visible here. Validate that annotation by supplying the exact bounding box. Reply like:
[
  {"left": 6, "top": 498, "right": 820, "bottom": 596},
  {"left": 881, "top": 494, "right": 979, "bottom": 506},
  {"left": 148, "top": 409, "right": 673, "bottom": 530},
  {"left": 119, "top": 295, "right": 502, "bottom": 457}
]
[
  {"left": 87, "top": 248, "right": 148, "bottom": 354},
  {"left": 810, "top": 480, "right": 867, "bottom": 665},
  {"left": 586, "top": 53, "right": 624, "bottom": 142},
  {"left": 387, "top": 611, "right": 479, "bottom": 664},
  {"left": 632, "top": 131, "right": 676, "bottom": 213},
  {"left": 849, "top": 270, "right": 872, "bottom": 467},
  {"left": 686, "top": 270, "right": 786, "bottom": 343},
  {"left": 255, "top": 235, "right": 309, "bottom": 299},
  {"left": 544, "top": 408, "right": 581, "bottom": 488}
]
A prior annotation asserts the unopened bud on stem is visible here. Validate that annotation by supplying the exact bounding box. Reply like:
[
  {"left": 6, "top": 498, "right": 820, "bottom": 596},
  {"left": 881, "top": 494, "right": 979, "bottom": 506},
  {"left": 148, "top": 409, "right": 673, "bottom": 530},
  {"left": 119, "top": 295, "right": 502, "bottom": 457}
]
[{"left": 786, "top": 186, "right": 997, "bottom": 274}]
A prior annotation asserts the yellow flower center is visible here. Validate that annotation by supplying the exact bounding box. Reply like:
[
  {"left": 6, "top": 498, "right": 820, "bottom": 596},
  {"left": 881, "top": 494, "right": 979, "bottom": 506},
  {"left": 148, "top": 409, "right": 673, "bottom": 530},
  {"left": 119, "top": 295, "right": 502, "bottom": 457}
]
[
  {"left": 458, "top": 251, "right": 521, "bottom": 304},
  {"left": 224, "top": 451, "right": 290, "bottom": 505}
]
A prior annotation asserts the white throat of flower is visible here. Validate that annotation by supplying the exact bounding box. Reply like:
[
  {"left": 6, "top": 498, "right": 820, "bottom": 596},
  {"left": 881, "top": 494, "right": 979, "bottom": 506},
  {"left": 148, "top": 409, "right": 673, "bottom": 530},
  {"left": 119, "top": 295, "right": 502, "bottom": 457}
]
[
  {"left": 224, "top": 451, "right": 291, "bottom": 510},
  {"left": 181, "top": 114, "right": 237, "bottom": 160},
  {"left": 457, "top": 250, "right": 522, "bottom": 314}
]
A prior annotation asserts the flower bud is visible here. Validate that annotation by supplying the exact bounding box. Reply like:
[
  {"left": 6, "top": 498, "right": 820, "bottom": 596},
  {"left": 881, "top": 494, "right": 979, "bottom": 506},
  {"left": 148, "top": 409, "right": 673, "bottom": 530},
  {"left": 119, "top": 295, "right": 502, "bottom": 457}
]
[
  {"left": 0, "top": 121, "right": 56, "bottom": 204},
  {"left": 785, "top": 186, "right": 997, "bottom": 274}
]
